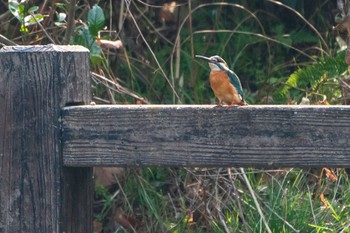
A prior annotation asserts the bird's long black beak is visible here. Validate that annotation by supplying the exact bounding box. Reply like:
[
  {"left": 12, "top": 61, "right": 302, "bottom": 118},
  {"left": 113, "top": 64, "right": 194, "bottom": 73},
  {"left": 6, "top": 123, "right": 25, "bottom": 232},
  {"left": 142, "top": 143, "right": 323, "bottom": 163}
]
[{"left": 195, "top": 55, "right": 212, "bottom": 62}]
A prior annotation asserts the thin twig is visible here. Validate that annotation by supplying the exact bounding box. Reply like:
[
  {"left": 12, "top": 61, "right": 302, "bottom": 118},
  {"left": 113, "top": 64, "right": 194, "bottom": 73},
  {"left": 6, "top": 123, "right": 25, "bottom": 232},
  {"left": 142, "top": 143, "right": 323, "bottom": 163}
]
[
  {"left": 340, "top": 222, "right": 350, "bottom": 233},
  {"left": 307, "top": 185, "right": 317, "bottom": 225},
  {"left": 118, "top": 0, "right": 125, "bottom": 31},
  {"left": 109, "top": 0, "right": 113, "bottom": 34},
  {"left": 267, "top": 0, "right": 329, "bottom": 54},
  {"left": 218, "top": 5, "right": 272, "bottom": 72},
  {"left": 63, "top": 0, "right": 76, "bottom": 44},
  {"left": 194, "top": 29, "right": 316, "bottom": 61},
  {"left": 188, "top": 0, "right": 194, "bottom": 60},
  {"left": 92, "top": 96, "right": 110, "bottom": 104},
  {"left": 132, "top": 3, "right": 174, "bottom": 45},
  {"left": 240, "top": 168, "right": 272, "bottom": 233},
  {"left": 99, "top": 69, "right": 116, "bottom": 104},
  {"left": 173, "top": 37, "right": 181, "bottom": 103},
  {"left": 0, "top": 34, "right": 18, "bottom": 45},
  {"left": 114, "top": 173, "right": 133, "bottom": 214},
  {"left": 135, "top": 0, "right": 187, "bottom": 8},
  {"left": 113, "top": 173, "right": 138, "bottom": 233},
  {"left": 262, "top": 202, "right": 300, "bottom": 233},
  {"left": 30, "top": 13, "right": 55, "bottom": 44},
  {"left": 92, "top": 72, "right": 149, "bottom": 103},
  {"left": 229, "top": 168, "right": 251, "bottom": 233},
  {"left": 125, "top": 0, "right": 181, "bottom": 103},
  {"left": 0, "top": 11, "right": 11, "bottom": 21},
  {"left": 214, "top": 169, "right": 231, "bottom": 233}
]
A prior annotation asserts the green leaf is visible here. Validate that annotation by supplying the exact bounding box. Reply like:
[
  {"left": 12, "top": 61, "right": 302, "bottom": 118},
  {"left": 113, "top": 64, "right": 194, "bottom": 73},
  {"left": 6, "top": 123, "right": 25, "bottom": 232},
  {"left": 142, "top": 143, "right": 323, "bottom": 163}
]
[
  {"left": 75, "top": 28, "right": 102, "bottom": 64},
  {"left": 273, "top": 24, "right": 292, "bottom": 48},
  {"left": 75, "top": 28, "right": 93, "bottom": 47},
  {"left": 56, "top": 12, "right": 66, "bottom": 22},
  {"left": 55, "top": 3, "right": 66, "bottom": 10},
  {"left": 272, "top": 51, "right": 348, "bottom": 104},
  {"left": 28, "top": 6, "right": 39, "bottom": 14},
  {"left": 87, "top": 4, "right": 105, "bottom": 37},
  {"left": 8, "top": 1, "right": 27, "bottom": 21},
  {"left": 17, "top": 4, "right": 26, "bottom": 17},
  {"left": 90, "top": 43, "right": 103, "bottom": 64},
  {"left": 20, "top": 24, "right": 28, "bottom": 33},
  {"left": 8, "top": 1, "right": 20, "bottom": 19},
  {"left": 24, "top": 14, "right": 44, "bottom": 26}
]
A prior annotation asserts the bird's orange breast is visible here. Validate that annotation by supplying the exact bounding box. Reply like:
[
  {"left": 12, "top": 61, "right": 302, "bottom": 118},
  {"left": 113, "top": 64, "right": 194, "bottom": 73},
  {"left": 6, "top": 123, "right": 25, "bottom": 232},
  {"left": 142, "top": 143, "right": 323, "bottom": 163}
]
[{"left": 209, "top": 71, "right": 242, "bottom": 105}]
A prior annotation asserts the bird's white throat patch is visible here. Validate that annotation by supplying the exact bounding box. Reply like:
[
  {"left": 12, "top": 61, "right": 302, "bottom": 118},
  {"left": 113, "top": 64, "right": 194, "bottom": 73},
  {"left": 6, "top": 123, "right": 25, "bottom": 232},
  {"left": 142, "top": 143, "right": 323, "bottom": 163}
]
[{"left": 208, "top": 63, "right": 221, "bottom": 71}]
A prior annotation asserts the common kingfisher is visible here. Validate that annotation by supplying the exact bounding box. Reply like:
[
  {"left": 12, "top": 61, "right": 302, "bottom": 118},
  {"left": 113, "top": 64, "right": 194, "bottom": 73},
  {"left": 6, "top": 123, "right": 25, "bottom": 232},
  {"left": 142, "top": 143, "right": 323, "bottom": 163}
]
[{"left": 196, "top": 55, "right": 247, "bottom": 107}]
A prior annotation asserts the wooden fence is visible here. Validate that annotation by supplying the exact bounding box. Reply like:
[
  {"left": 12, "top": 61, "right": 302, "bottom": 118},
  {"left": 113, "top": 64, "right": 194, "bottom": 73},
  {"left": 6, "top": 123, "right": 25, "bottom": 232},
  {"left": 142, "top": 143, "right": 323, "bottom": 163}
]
[{"left": 1, "top": 45, "right": 350, "bottom": 232}]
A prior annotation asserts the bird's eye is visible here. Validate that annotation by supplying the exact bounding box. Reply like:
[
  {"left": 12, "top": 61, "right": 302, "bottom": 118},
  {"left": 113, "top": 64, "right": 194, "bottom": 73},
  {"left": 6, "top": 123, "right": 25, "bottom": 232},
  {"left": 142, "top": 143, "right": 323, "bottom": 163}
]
[{"left": 215, "top": 57, "right": 222, "bottom": 63}]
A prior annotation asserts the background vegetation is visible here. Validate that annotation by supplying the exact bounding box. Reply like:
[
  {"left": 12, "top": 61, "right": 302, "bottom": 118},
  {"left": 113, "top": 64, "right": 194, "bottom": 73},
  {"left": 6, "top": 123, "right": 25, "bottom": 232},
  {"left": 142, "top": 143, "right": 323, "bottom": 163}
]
[{"left": 1, "top": 0, "right": 350, "bottom": 232}]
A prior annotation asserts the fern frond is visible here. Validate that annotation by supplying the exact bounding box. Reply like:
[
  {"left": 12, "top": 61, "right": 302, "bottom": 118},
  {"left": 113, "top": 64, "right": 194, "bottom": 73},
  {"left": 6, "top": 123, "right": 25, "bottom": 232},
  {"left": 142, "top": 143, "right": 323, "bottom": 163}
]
[{"left": 273, "top": 51, "right": 347, "bottom": 104}]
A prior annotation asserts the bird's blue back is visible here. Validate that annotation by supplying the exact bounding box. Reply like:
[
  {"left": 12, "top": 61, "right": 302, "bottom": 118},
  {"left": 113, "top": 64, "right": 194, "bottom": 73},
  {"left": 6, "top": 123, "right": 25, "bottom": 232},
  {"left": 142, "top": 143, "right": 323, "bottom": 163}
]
[{"left": 216, "top": 63, "right": 244, "bottom": 98}]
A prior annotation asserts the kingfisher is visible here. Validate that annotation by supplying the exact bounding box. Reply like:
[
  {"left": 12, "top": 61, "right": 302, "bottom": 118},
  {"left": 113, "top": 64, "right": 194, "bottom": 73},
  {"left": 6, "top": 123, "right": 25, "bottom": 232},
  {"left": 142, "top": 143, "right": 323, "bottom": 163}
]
[{"left": 196, "top": 55, "right": 247, "bottom": 107}]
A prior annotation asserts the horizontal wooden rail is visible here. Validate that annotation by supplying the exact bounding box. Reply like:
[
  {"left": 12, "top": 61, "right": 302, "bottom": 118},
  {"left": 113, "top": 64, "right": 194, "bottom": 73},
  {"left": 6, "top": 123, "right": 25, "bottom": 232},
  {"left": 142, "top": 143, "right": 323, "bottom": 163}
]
[{"left": 62, "top": 105, "right": 350, "bottom": 167}]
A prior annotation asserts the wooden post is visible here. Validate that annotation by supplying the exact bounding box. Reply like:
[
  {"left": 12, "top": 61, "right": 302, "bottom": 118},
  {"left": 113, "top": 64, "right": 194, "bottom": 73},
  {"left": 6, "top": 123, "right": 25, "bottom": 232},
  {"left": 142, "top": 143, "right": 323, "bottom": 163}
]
[{"left": 0, "top": 45, "right": 93, "bottom": 233}]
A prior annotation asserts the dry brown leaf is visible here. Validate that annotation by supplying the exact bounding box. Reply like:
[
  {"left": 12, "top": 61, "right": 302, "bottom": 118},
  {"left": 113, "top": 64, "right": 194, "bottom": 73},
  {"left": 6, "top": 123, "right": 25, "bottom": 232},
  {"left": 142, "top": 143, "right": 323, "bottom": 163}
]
[
  {"left": 346, "top": 49, "right": 350, "bottom": 65},
  {"left": 159, "top": 1, "right": 177, "bottom": 23},
  {"left": 93, "top": 220, "right": 103, "bottom": 233},
  {"left": 114, "top": 207, "right": 138, "bottom": 231},
  {"left": 320, "top": 193, "right": 329, "bottom": 208},
  {"left": 94, "top": 167, "right": 124, "bottom": 187},
  {"left": 335, "top": 15, "right": 350, "bottom": 34},
  {"left": 323, "top": 168, "right": 338, "bottom": 182},
  {"left": 97, "top": 39, "right": 123, "bottom": 49},
  {"left": 315, "top": 100, "right": 330, "bottom": 105},
  {"left": 186, "top": 210, "right": 196, "bottom": 227}
]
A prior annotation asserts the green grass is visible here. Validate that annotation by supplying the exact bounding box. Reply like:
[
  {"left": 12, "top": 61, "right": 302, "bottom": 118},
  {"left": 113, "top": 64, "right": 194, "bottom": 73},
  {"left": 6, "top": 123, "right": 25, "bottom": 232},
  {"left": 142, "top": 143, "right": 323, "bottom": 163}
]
[{"left": 94, "top": 168, "right": 350, "bottom": 232}]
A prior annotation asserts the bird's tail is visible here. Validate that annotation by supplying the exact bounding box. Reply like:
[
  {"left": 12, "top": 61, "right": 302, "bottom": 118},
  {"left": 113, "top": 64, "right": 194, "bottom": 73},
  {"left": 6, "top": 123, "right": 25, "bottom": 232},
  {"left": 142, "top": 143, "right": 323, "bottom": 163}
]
[{"left": 240, "top": 100, "right": 248, "bottom": 106}]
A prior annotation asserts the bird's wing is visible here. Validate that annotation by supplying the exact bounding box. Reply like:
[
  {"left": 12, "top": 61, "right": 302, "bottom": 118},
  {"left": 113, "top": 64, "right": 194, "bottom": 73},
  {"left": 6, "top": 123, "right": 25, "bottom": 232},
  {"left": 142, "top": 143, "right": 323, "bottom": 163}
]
[{"left": 217, "top": 63, "right": 244, "bottom": 99}]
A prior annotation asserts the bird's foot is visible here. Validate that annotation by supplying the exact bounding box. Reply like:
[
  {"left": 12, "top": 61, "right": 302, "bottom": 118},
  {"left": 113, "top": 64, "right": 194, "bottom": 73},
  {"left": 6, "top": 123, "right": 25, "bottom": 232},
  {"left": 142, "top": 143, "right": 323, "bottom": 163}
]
[
  {"left": 227, "top": 101, "right": 248, "bottom": 108},
  {"left": 226, "top": 104, "right": 239, "bottom": 109},
  {"left": 213, "top": 104, "right": 223, "bottom": 108}
]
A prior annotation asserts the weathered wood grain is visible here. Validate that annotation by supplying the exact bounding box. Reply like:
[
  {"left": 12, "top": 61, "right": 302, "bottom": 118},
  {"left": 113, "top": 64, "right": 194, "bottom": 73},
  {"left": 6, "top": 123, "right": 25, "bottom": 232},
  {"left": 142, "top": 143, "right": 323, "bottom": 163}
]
[
  {"left": 0, "top": 45, "right": 92, "bottom": 233},
  {"left": 62, "top": 105, "right": 350, "bottom": 167}
]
